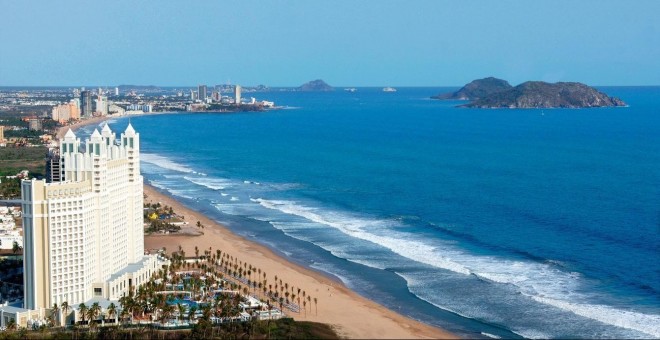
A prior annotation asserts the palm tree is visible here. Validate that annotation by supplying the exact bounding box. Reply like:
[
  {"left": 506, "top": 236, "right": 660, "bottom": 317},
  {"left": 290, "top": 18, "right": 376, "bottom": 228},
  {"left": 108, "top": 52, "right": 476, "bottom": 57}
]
[
  {"left": 119, "top": 309, "right": 130, "bottom": 326},
  {"left": 160, "top": 304, "right": 175, "bottom": 324},
  {"left": 124, "top": 292, "right": 138, "bottom": 322},
  {"left": 12, "top": 241, "right": 21, "bottom": 254},
  {"left": 61, "top": 301, "right": 69, "bottom": 326},
  {"left": 188, "top": 305, "right": 197, "bottom": 322},
  {"left": 177, "top": 303, "right": 185, "bottom": 322},
  {"left": 107, "top": 303, "right": 117, "bottom": 324},
  {"left": 78, "top": 303, "right": 88, "bottom": 325},
  {"left": 50, "top": 303, "right": 59, "bottom": 327},
  {"left": 88, "top": 302, "right": 101, "bottom": 328}
]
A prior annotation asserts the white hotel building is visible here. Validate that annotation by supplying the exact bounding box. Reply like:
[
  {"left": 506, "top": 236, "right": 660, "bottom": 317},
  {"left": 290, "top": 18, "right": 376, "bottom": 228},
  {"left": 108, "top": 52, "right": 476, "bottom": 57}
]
[{"left": 19, "top": 123, "right": 159, "bottom": 312}]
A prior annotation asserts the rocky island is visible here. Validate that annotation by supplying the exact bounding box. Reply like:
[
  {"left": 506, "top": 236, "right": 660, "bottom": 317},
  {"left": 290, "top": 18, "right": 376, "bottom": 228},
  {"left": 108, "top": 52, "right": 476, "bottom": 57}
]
[
  {"left": 433, "top": 77, "right": 626, "bottom": 108},
  {"left": 431, "top": 77, "right": 512, "bottom": 100},
  {"left": 298, "top": 79, "right": 334, "bottom": 92}
]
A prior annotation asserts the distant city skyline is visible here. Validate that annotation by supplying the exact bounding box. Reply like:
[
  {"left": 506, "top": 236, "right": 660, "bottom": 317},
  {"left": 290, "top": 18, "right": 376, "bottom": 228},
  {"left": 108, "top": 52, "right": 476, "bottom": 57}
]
[{"left": 1, "top": 0, "right": 659, "bottom": 86}]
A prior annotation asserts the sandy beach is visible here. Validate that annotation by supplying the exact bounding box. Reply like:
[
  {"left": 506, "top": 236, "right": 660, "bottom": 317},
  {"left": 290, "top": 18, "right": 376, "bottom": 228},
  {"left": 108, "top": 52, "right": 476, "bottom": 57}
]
[
  {"left": 56, "top": 116, "right": 110, "bottom": 139},
  {"left": 61, "top": 115, "right": 457, "bottom": 338},
  {"left": 143, "top": 184, "right": 456, "bottom": 339}
]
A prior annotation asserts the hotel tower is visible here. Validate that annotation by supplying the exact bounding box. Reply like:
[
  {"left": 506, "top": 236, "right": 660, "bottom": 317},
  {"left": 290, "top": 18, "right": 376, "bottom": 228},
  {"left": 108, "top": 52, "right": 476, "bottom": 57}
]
[{"left": 21, "top": 123, "right": 159, "bottom": 310}]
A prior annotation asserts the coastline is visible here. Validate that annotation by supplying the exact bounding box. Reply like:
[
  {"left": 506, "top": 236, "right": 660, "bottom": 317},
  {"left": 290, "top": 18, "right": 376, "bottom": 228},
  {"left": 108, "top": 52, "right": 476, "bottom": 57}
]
[
  {"left": 55, "top": 112, "right": 167, "bottom": 139},
  {"left": 61, "top": 117, "right": 457, "bottom": 338},
  {"left": 55, "top": 116, "right": 110, "bottom": 138},
  {"left": 143, "top": 183, "right": 457, "bottom": 339}
]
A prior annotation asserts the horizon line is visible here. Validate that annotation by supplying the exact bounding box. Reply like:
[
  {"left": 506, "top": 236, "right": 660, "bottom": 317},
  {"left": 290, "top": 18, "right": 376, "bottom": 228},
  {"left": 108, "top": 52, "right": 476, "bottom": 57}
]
[{"left": 1, "top": 84, "right": 659, "bottom": 88}]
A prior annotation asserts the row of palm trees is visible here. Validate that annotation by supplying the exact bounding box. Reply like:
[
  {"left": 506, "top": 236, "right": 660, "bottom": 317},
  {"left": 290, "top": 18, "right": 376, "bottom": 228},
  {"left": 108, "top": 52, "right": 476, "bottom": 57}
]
[
  {"left": 47, "top": 300, "right": 118, "bottom": 327},
  {"left": 25, "top": 244, "right": 320, "bottom": 333},
  {"left": 172, "top": 245, "right": 319, "bottom": 317}
]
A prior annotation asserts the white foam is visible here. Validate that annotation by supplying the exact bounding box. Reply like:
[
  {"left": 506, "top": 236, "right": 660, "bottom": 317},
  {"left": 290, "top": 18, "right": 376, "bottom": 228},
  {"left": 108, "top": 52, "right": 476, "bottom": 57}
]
[
  {"left": 309, "top": 263, "right": 351, "bottom": 286},
  {"left": 253, "top": 198, "right": 471, "bottom": 275},
  {"left": 529, "top": 295, "right": 660, "bottom": 338},
  {"left": 169, "top": 191, "right": 194, "bottom": 200},
  {"left": 267, "top": 183, "right": 302, "bottom": 191},
  {"left": 141, "top": 153, "right": 195, "bottom": 173},
  {"left": 148, "top": 181, "right": 168, "bottom": 190},
  {"left": 251, "top": 198, "right": 659, "bottom": 336},
  {"left": 510, "top": 329, "right": 553, "bottom": 340},
  {"left": 184, "top": 176, "right": 233, "bottom": 190},
  {"left": 481, "top": 332, "right": 501, "bottom": 339},
  {"left": 230, "top": 197, "right": 240, "bottom": 201}
]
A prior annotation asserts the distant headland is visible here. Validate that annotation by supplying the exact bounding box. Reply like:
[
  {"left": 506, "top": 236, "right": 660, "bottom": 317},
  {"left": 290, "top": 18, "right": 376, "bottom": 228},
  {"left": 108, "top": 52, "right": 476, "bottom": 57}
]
[
  {"left": 297, "top": 79, "right": 334, "bottom": 92},
  {"left": 432, "top": 77, "right": 626, "bottom": 108}
]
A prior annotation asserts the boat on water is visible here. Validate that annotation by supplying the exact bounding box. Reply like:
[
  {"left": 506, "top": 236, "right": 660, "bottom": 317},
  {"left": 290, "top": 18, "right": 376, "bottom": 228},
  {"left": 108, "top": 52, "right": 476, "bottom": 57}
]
[
  {"left": 382, "top": 87, "right": 397, "bottom": 92},
  {"left": 344, "top": 88, "right": 357, "bottom": 92}
]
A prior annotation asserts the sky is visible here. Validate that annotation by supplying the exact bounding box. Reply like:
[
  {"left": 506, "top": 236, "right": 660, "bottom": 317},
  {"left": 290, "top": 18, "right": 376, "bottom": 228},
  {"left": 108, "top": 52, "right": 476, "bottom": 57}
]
[{"left": 1, "top": 0, "right": 659, "bottom": 87}]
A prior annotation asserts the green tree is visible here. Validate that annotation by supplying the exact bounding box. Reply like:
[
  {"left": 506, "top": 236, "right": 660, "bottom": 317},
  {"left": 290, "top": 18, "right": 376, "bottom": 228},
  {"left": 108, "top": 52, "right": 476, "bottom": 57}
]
[
  {"left": 160, "top": 304, "right": 175, "bottom": 324},
  {"left": 86, "top": 302, "right": 100, "bottom": 328},
  {"left": 187, "top": 305, "right": 197, "bottom": 322},
  {"left": 12, "top": 241, "right": 22, "bottom": 254},
  {"left": 61, "top": 301, "right": 69, "bottom": 326},
  {"left": 78, "top": 303, "right": 88, "bottom": 325},
  {"left": 107, "top": 303, "right": 117, "bottom": 324},
  {"left": 50, "top": 303, "right": 59, "bottom": 327},
  {"left": 177, "top": 303, "right": 185, "bottom": 322}
]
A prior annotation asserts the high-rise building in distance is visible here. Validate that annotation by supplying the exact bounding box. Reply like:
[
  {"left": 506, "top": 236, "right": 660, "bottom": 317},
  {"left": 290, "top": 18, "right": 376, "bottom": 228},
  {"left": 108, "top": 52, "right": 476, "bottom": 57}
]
[
  {"left": 95, "top": 96, "right": 108, "bottom": 116},
  {"left": 234, "top": 85, "right": 242, "bottom": 104},
  {"left": 198, "top": 85, "right": 207, "bottom": 102},
  {"left": 80, "top": 91, "right": 93, "bottom": 118},
  {"left": 50, "top": 102, "right": 80, "bottom": 123}
]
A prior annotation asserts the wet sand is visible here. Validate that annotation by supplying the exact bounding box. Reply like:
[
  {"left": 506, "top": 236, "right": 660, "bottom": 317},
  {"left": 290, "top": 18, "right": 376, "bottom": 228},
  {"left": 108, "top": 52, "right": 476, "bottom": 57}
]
[{"left": 143, "top": 184, "right": 457, "bottom": 339}]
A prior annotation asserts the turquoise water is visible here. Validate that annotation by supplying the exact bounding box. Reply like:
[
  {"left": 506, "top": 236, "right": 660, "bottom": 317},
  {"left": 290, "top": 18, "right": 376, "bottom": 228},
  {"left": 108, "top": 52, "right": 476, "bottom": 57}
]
[
  {"left": 92, "top": 87, "right": 659, "bottom": 338},
  {"left": 167, "top": 298, "right": 197, "bottom": 308}
]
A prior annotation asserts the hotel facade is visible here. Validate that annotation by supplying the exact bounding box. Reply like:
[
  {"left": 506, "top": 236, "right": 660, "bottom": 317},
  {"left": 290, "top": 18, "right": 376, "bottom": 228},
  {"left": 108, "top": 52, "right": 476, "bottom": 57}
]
[{"left": 20, "top": 123, "right": 159, "bottom": 312}]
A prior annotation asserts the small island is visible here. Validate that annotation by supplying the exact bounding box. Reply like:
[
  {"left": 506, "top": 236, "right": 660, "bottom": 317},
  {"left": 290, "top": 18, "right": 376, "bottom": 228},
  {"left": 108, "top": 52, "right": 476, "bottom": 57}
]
[
  {"left": 431, "top": 77, "right": 512, "bottom": 100},
  {"left": 433, "top": 77, "right": 626, "bottom": 108},
  {"left": 297, "top": 79, "right": 334, "bottom": 92}
]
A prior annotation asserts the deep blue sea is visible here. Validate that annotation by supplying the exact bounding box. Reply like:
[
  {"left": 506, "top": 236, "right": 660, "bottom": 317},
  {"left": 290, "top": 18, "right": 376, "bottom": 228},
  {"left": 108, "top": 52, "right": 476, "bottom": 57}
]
[{"left": 87, "top": 87, "right": 659, "bottom": 338}]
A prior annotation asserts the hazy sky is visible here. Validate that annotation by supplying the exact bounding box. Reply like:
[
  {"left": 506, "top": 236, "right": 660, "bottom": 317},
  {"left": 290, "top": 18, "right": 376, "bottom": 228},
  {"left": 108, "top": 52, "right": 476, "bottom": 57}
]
[{"left": 1, "top": 0, "right": 658, "bottom": 86}]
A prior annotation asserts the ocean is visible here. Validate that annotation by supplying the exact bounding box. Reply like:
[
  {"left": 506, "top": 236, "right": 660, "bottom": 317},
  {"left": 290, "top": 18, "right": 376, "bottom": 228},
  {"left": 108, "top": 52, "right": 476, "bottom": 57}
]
[{"left": 86, "top": 87, "right": 659, "bottom": 338}]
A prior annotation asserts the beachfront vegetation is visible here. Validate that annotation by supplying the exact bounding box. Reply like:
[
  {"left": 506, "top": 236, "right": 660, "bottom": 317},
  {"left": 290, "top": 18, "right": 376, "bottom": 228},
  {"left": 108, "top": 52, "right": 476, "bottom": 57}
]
[
  {"left": 143, "top": 202, "right": 183, "bottom": 234},
  {"left": 0, "top": 246, "right": 332, "bottom": 339}
]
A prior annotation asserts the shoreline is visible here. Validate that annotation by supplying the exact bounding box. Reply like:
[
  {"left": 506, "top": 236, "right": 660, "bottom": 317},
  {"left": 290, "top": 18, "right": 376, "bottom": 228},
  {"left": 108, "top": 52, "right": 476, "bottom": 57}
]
[
  {"left": 56, "top": 116, "right": 111, "bottom": 139},
  {"left": 63, "top": 114, "right": 457, "bottom": 338},
  {"left": 55, "top": 112, "right": 166, "bottom": 139},
  {"left": 143, "top": 183, "right": 457, "bottom": 339}
]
